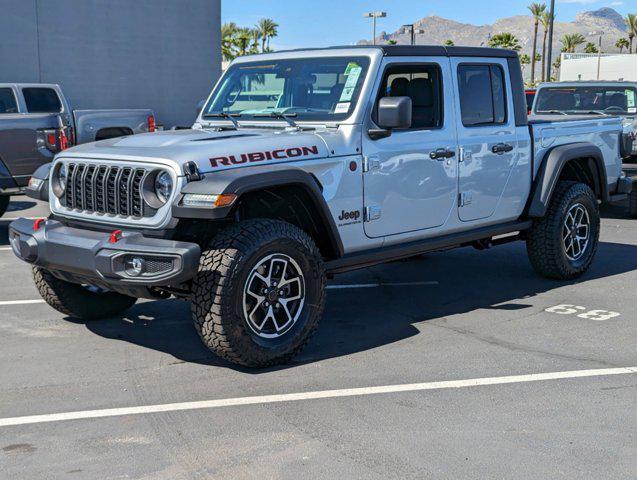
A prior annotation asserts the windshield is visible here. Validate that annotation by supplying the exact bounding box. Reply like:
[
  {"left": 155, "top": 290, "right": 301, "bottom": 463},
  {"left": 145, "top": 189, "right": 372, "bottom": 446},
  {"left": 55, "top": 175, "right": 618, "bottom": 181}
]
[
  {"left": 203, "top": 56, "right": 371, "bottom": 122},
  {"left": 535, "top": 86, "right": 637, "bottom": 116}
]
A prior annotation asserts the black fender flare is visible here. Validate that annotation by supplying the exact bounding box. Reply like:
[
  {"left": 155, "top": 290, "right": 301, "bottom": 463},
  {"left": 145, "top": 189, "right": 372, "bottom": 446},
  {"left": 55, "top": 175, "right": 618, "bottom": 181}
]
[
  {"left": 172, "top": 166, "right": 344, "bottom": 257},
  {"left": 527, "top": 142, "right": 608, "bottom": 218}
]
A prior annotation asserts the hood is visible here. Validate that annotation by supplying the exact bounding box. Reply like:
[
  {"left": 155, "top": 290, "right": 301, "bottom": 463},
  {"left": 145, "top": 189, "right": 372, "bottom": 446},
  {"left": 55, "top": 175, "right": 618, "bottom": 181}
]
[{"left": 60, "top": 127, "right": 356, "bottom": 175}]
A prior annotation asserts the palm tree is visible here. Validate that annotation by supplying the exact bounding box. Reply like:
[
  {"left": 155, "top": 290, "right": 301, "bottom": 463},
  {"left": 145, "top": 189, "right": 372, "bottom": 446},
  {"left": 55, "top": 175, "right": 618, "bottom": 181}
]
[
  {"left": 256, "top": 18, "right": 279, "bottom": 52},
  {"left": 387, "top": 39, "right": 398, "bottom": 45},
  {"left": 444, "top": 39, "right": 455, "bottom": 46},
  {"left": 560, "top": 33, "right": 585, "bottom": 53},
  {"left": 584, "top": 42, "right": 598, "bottom": 54},
  {"left": 236, "top": 28, "right": 254, "bottom": 57},
  {"left": 616, "top": 38, "right": 630, "bottom": 53},
  {"left": 488, "top": 32, "right": 522, "bottom": 51},
  {"left": 519, "top": 53, "right": 531, "bottom": 72},
  {"left": 626, "top": 14, "right": 637, "bottom": 54},
  {"left": 528, "top": 3, "right": 546, "bottom": 85},
  {"left": 539, "top": 11, "right": 552, "bottom": 81},
  {"left": 221, "top": 22, "right": 238, "bottom": 61}
]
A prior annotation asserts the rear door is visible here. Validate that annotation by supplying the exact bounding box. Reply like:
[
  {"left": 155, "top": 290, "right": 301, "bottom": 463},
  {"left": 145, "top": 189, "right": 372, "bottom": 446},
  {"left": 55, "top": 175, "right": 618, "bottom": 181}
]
[
  {"left": 451, "top": 59, "right": 519, "bottom": 222},
  {"left": 361, "top": 57, "right": 458, "bottom": 238}
]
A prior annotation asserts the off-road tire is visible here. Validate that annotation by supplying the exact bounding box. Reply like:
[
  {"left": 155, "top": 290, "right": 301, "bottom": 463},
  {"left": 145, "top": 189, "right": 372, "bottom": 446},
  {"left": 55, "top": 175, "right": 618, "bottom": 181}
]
[
  {"left": 526, "top": 181, "right": 600, "bottom": 280},
  {"left": 629, "top": 189, "right": 637, "bottom": 218},
  {"left": 0, "top": 196, "right": 9, "bottom": 217},
  {"left": 33, "top": 267, "right": 137, "bottom": 319},
  {"left": 191, "top": 219, "right": 326, "bottom": 368}
]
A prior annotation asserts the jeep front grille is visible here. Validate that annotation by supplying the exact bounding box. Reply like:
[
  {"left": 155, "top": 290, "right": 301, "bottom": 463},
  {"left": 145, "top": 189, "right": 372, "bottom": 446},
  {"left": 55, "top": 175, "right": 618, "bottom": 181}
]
[{"left": 64, "top": 163, "right": 148, "bottom": 217}]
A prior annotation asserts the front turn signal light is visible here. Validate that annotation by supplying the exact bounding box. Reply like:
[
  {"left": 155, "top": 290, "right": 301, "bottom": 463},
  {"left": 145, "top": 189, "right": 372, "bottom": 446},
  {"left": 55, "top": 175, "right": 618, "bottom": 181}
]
[{"left": 182, "top": 193, "right": 237, "bottom": 208}]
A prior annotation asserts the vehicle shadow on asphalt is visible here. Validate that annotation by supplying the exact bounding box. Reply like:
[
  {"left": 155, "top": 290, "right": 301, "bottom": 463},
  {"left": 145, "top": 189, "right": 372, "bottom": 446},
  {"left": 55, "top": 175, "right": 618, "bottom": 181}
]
[
  {"left": 5, "top": 201, "right": 37, "bottom": 213},
  {"left": 65, "top": 238, "right": 637, "bottom": 372}
]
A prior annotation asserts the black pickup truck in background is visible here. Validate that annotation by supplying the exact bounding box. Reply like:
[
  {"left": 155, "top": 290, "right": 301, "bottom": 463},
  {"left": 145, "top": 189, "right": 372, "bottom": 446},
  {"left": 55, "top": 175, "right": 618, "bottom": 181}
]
[{"left": 0, "top": 83, "right": 155, "bottom": 217}]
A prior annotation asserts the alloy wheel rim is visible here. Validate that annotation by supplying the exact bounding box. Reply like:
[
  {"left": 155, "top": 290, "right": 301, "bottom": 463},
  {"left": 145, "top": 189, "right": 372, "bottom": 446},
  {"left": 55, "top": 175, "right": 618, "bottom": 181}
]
[
  {"left": 242, "top": 253, "right": 305, "bottom": 339},
  {"left": 562, "top": 203, "right": 590, "bottom": 261}
]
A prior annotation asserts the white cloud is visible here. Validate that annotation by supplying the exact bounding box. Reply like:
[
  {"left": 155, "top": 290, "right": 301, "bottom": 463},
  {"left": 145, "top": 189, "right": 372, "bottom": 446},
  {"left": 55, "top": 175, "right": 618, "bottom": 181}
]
[
  {"left": 608, "top": 1, "right": 624, "bottom": 5},
  {"left": 558, "top": 0, "right": 598, "bottom": 4}
]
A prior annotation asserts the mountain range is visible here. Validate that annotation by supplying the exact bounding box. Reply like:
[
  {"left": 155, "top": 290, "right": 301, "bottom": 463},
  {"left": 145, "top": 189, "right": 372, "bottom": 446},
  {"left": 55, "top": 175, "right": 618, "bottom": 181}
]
[{"left": 358, "top": 7, "right": 631, "bottom": 76}]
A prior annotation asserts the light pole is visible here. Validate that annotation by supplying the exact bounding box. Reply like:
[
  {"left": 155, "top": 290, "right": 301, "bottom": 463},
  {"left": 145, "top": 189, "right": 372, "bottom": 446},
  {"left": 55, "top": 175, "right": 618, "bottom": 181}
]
[
  {"left": 589, "top": 30, "right": 604, "bottom": 80},
  {"left": 363, "top": 11, "right": 387, "bottom": 45},
  {"left": 402, "top": 24, "right": 424, "bottom": 45},
  {"left": 545, "top": 0, "right": 555, "bottom": 82}
]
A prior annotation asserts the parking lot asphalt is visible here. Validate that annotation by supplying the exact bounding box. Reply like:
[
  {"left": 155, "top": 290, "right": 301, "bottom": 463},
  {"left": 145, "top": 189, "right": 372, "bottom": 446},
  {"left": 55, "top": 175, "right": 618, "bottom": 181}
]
[{"left": 0, "top": 198, "right": 635, "bottom": 480}]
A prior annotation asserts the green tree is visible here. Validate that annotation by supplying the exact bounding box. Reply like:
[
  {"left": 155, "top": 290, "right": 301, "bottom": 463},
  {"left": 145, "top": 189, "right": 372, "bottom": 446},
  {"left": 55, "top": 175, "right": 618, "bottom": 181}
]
[
  {"left": 221, "top": 22, "right": 238, "bottom": 61},
  {"left": 616, "top": 38, "right": 630, "bottom": 53},
  {"left": 488, "top": 32, "right": 522, "bottom": 51},
  {"left": 236, "top": 27, "right": 254, "bottom": 57},
  {"left": 387, "top": 39, "right": 398, "bottom": 45},
  {"left": 539, "top": 11, "right": 552, "bottom": 80},
  {"left": 626, "top": 14, "right": 637, "bottom": 54},
  {"left": 528, "top": 3, "right": 546, "bottom": 84},
  {"left": 519, "top": 53, "right": 531, "bottom": 72},
  {"left": 256, "top": 18, "right": 279, "bottom": 52},
  {"left": 584, "top": 42, "right": 599, "bottom": 54},
  {"left": 560, "top": 33, "right": 585, "bottom": 53},
  {"left": 444, "top": 39, "right": 455, "bottom": 46}
]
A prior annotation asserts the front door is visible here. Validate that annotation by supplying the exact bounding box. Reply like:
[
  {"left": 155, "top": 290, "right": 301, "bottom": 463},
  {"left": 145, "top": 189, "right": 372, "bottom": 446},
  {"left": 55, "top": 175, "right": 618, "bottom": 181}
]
[
  {"left": 362, "top": 58, "right": 458, "bottom": 238},
  {"left": 451, "top": 60, "right": 519, "bottom": 222}
]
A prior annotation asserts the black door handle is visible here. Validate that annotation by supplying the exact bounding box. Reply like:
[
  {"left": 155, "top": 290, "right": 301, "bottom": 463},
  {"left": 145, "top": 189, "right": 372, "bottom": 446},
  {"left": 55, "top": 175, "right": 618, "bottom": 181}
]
[
  {"left": 491, "top": 143, "right": 514, "bottom": 154},
  {"left": 430, "top": 148, "right": 456, "bottom": 160}
]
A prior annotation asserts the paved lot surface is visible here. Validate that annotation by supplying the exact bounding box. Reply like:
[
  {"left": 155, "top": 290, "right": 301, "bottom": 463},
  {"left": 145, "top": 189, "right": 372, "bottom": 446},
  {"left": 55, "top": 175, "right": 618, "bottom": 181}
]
[{"left": 0, "top": 198, "right": 635, "bottom": 479}]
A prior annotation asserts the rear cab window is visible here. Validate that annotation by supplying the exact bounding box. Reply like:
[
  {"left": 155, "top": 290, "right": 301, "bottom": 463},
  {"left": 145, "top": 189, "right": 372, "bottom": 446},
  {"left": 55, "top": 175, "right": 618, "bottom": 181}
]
[
  {"left": 457, "top": 64, "right": 507, "bottom": 126},
  {"left": 22, "top": 88, "right": 62, "bottom": 113},
  {"left": 0, "top": 88, "right": 18, "bottom": 114}
]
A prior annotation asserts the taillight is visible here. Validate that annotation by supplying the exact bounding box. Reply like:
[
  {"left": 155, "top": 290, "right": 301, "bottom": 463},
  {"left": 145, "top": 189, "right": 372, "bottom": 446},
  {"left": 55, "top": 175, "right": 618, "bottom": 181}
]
[
  {"left": 59, "top": 128, "right": 68, "bottom": 150},
  {"left": 147, "top": 115, "right": 156, "bottom": 132}
]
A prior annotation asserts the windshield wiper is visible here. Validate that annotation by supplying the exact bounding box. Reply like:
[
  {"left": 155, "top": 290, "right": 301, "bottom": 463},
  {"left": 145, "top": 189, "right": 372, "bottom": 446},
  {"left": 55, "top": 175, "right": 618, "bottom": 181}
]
[
  {"left": 252, "top": 112, "right": 298, "bottom": 128},
  {"left": 583, "top": 110, "right": 609, "bottom": 116},
  {"left": 202, "top": 112, "right": 242, "bottom": 129}
]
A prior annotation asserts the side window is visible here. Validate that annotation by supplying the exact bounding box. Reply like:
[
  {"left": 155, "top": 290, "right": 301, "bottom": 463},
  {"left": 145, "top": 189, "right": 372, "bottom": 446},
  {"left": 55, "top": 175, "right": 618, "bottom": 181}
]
[
  {"left": 0, "top": 88, "right": 18, "bottom": 114},
  {"left": 458, "top": 64, "right": 507, "bottom": 127},
  {"left": 22, "top": 88, "right": 62, "bottom": 113},
  {"left": 376, "top": 64, "right": 443, "bottom": 129}
]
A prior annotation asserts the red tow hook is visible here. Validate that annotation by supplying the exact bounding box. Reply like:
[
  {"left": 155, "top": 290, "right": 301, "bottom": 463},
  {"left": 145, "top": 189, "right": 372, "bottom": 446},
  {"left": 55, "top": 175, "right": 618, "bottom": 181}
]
[
  {"left": 33, "top": 218, "right": 46, "bottom": 231},
  {"left": 109, "top": 229, "right": 123, "bottom": 244}
]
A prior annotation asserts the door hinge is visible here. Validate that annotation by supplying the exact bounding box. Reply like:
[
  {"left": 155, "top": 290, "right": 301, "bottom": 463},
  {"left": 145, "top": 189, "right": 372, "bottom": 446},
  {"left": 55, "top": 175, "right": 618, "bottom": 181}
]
[
  {"left": 459, "top": 147, "right": 471, "bottom": 163},
  {"left": 362, "top": 156, "right": 380, "bottom": 173},
  {"left": 364, "top": 205, "right": 382, "bottom": 222},
  {"left": 458, "top": 192, "right": 473, "bottom": 207}
]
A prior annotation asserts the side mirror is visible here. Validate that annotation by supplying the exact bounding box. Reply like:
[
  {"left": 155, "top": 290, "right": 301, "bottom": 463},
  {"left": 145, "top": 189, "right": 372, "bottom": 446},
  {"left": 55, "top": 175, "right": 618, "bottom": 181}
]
[{"left": 369, "top": 96, "right": 412, "bottom": 140}]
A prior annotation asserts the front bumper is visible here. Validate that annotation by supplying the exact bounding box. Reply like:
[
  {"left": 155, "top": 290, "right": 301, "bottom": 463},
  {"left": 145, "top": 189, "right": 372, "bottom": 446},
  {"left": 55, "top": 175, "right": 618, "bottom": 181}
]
[{"left": 8, "top": 218, "right": 201, "bottom": 289}]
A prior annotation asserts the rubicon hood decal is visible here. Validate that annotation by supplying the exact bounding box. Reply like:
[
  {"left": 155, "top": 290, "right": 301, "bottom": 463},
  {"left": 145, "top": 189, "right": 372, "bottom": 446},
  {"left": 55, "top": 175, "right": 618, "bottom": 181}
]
[{"left": 210, "top": 145, "right": 320, "bottom": 168}]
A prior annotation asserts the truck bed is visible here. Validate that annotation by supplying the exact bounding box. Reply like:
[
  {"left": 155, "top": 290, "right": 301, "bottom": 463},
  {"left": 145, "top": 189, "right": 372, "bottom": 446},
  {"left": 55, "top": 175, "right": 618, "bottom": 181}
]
[{"left": 528, "top": 115, "right": 624, "bottom": 186}]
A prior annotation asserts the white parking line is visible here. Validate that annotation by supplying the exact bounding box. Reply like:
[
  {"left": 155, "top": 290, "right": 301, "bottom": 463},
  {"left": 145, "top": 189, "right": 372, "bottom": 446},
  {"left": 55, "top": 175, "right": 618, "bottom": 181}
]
[
  {"left": 0, "top": 247, "right": 12, "bottom": 251},
  {"left": 0, "top": 299, "right": 46, "bottom": 306},
  {"left": 327, "top": 281, "right": 438, "bottom": 289},
  {"left": 0, "top": 367, "right": 633, "bottom": 428}
]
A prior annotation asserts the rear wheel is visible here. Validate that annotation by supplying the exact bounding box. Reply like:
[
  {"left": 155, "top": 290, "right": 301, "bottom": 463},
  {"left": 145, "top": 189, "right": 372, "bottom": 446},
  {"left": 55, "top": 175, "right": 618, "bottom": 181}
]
[
  {"left": 0, "top": 196, "right": 9, "bottom": 217},
  {"left": 33, "top": 267, "right": 137, "bottom": 319},
  {"left": 191, "top": 219, "right": 326, "bottom": 368},
  {"left": 526, "top": 181, "right": 600, "bottom": 280}
]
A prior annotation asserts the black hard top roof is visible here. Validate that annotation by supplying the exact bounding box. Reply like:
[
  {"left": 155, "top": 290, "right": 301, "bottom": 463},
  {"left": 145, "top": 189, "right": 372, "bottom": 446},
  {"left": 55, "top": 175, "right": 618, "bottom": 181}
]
[{"left": 273, "top": 45, "right": 519, "bottom": 59}]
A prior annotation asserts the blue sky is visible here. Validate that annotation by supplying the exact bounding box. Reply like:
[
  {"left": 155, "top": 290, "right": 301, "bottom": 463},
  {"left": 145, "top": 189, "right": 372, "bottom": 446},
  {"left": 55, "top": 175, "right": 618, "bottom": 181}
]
[{"left": 222, "top": 0, "right": 634, "bottom": 50}]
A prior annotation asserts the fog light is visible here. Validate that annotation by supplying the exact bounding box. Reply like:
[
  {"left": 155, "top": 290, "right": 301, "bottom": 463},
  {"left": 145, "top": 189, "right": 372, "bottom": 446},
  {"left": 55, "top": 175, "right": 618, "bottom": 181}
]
[{"left": 125, "top": 257, "right": 146, "bottom": 277}]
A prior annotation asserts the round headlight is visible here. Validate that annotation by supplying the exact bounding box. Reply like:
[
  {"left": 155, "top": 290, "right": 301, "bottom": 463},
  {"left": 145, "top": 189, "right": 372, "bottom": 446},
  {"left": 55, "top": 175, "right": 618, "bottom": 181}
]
[
  {"left": 52, "top": 163, "right": 67, "bottom": 198},
  {"left": 154, "top": 171, "right": 173, "bottom": 204}
]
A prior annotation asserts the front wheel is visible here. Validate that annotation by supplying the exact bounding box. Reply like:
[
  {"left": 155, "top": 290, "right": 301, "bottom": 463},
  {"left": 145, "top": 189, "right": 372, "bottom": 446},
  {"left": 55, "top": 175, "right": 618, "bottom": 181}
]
[
  {"left": 191, "top": 219, "right": 326, "bottom": 368},
  {"left": 33, "top": 267, "right": 137, "bottom": 319},
  {"left": 526, "top": 181, "right": 600, "bottom": 280},
  {"left": 0, "top": 196, "right": 9, "bottom": 217}
]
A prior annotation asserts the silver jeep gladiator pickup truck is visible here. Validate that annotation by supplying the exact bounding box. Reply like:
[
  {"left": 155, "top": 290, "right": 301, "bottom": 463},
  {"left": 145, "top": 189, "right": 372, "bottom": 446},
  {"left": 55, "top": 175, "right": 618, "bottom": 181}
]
[
  {"left": 0, "top": 83, "right": 155, "bottom": 216},
  {"left": 9, "top": 46, "right": 633, "bottom": 367}
]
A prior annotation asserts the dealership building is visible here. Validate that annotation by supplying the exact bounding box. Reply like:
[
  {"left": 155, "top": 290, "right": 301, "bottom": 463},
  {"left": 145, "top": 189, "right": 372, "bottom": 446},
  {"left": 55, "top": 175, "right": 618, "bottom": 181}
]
[{"left": 0, "top": 0, "right": 222, "bottom": 127}]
